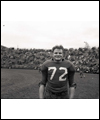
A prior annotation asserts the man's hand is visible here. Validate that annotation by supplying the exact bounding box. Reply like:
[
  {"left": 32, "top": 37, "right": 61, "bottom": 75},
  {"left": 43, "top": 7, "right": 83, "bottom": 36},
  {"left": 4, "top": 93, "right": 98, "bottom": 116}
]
[
  {"left": 39, "top": 84, "right": 45, "bottom": 99},
  {"left": 69, "top": 87, "right": 75, "bottom": 99}
]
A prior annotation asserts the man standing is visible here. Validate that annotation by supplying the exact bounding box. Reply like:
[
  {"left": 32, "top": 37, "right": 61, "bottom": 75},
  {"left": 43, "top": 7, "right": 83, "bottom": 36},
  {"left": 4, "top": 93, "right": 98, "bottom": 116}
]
[
  {"left": 39, "top": 45, "right": 76, "bottom": 99},
  {"left": 79, "top": 66, "right": 85, "bottom": 78}
]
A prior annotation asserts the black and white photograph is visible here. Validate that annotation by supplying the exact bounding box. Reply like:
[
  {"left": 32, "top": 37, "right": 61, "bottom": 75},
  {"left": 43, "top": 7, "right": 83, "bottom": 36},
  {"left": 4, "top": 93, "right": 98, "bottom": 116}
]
[{"left": 1, "top": 1, "right": 99, "bottom": 119}]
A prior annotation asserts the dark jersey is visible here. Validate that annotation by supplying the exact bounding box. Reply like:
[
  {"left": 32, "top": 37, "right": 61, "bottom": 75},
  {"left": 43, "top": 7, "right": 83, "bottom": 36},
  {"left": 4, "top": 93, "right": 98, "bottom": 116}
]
[{"left": 39, "top": 59, "right": 75, "bottom": 93}]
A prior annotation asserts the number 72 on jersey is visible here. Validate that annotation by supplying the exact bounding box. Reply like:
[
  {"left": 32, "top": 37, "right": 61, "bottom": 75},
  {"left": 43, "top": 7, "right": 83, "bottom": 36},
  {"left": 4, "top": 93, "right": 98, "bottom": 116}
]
[{"left": 48, "top": 67, "right": 68, "bottom": 81}]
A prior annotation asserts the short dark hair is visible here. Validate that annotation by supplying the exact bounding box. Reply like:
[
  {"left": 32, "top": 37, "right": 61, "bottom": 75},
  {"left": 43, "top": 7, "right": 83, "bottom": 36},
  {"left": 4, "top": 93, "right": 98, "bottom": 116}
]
[{"left": 52, "top": 45, "right": 64, "bottom": 52}]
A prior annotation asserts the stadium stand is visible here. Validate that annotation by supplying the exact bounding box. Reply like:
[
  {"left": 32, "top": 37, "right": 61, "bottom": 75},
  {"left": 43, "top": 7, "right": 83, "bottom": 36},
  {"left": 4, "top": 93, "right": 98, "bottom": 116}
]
[{"left": 1, "top": 45, "right": 99, "bottom": 74}]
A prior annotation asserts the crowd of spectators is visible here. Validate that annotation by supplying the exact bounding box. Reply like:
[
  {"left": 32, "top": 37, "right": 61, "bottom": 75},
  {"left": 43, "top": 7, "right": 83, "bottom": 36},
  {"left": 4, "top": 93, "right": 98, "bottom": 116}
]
[{"left": 1, "top": 45, "right": 99, "bottom": 74}]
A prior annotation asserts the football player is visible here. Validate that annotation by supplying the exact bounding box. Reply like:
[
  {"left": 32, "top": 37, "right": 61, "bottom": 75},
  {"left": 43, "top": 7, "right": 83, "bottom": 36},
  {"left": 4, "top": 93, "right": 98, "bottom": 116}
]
[
  {"left": 39, "top": 45, "right": 76, "bottom": 99},
  {"left": 79, "top": 66, "right": 85, "bottom": 78}
]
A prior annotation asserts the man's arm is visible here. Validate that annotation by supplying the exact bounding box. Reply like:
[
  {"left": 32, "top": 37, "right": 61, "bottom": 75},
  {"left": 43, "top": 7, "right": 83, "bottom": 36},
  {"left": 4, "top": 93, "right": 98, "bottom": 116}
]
[
  {"left": 69, "top": 83, "right": 77, "bottom": 99},
  {"left": 68, "top": 63, "right": 76, "bottom": 99},
  {"left": 39, "top": 84, "right": 45, "bottom": 99},
  {"left": 69, "top": 87, "right": 75, "bottom": 99},
  {"left": 38, "top": 64, "right": 48, "bottom": 99}
]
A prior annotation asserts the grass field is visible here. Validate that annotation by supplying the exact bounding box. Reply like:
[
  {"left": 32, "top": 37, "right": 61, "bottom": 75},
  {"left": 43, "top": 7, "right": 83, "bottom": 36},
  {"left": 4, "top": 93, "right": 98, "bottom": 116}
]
[{"left": 1, "top": 68, "right": 99, "bottom": 99}]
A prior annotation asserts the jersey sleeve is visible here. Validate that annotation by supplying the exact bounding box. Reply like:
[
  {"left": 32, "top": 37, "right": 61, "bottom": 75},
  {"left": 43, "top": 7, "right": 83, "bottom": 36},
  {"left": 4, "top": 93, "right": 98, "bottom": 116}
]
[
  {"left": 38, "top": 62, "right": 48, "bottom": 86},
  {"left": 68, "top": 62, "right": 76, "bottom": 87}
]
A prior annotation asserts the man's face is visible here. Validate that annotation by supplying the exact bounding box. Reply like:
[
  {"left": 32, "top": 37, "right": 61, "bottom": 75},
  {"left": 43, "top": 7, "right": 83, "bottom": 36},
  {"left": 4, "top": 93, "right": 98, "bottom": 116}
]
[{"left": 53, "top": 49, "right": 64, "bottom": 61}]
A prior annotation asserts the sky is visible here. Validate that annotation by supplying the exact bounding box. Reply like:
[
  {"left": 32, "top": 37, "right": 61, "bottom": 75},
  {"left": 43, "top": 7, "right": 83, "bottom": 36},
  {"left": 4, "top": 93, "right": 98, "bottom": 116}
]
[
  {"left": 1, "top": 1, "right": 99, "bottom": 50},
  {"left": 1, "top": 21, "right": 99, "bottom": 50}
]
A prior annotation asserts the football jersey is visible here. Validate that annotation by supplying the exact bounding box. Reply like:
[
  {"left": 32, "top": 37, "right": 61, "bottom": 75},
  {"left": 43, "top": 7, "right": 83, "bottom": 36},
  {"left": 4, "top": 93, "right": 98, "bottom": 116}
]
[{"left": 39, "top": 59, "right": 75, "bottom": 93}]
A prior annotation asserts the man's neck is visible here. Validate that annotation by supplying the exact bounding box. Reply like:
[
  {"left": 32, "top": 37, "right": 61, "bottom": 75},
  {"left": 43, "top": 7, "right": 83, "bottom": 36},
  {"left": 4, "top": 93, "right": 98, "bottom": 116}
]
[{"left": 53, "top": 59, "right": 63, "bottom": 63}]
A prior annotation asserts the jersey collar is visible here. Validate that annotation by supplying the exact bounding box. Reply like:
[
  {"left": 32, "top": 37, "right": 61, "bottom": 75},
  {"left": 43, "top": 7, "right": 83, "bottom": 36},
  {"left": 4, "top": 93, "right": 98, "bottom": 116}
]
[{"left": 51, "top": 58, "right": 65, "bottom": 62}]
